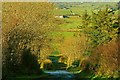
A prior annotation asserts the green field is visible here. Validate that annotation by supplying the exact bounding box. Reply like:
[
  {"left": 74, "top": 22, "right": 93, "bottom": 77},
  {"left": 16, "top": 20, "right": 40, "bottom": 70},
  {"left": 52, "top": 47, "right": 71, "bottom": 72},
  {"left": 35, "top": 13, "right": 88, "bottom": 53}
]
[
  {"left": 2, "top": 2, "right": 119, "bottom": 79},
  {"left": 51, "top": 2, "right": 118, "bottom": 50},
  {"left": 53, "top": 2, "right": 117, "bottom": 15}
]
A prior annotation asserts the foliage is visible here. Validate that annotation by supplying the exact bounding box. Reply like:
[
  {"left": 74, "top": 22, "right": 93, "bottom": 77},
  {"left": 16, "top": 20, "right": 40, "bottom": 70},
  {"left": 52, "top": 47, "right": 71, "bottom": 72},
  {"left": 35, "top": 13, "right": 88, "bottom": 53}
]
[
  {"left": 2, "top": 2, "right": 56, "bottom": 77},
  {"left": 93, "top": 39, "right": 119, "bottom": 77},
  {"left": 20, "top": 48, "right": 41, "bottom": 75},
  {"left": 80, "top": 7, "right": 119, "bottom": 77},
  {"left": 2, "top": 2, "right": 120, "bottom": 79},
  {"left": 81, "top": 7, "right": 118, "bottom": 48}
]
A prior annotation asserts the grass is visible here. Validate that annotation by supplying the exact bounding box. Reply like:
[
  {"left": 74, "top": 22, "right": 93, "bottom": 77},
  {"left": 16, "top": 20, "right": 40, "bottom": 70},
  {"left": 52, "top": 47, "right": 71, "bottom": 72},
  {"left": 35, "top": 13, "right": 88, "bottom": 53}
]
[
  {"left": 2, "top": 2, "right": 119, "bottom": 80},
  {"left": 54, "top": 2, "right": 117, "bottom": 15},
  {"left": 51, "top": 2, "right": 118, "bottom": 49},
  {"left": 59, "top": 17, "right": 81, "bottom": 29}
]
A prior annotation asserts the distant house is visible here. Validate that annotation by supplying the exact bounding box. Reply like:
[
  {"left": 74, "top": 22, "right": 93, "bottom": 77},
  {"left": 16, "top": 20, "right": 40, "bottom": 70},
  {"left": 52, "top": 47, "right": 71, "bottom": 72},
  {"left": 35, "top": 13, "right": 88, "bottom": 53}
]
[
  {"left": 63, "top": 15, "right": 69, "bottom": 18},
  {"left": 66, "top": 14, "right": 81, "bottom": 18},
  {"left": 63, "top": 7, "right": 69, "bottom": 9},
  {"left": 59, "top": 16, "right": 64, "bottom": 18},
  {"left": 55, "top": 15, "right": 64, "bottom": 18},
  {"left": 55, "top": 15, "right": 69, "bottom": 18},
  {"left": 55, "top": 15, "right": 63, "bottom": 18},
  {"left": 55, "top": 13, "right": 80, "bottom": 19}
]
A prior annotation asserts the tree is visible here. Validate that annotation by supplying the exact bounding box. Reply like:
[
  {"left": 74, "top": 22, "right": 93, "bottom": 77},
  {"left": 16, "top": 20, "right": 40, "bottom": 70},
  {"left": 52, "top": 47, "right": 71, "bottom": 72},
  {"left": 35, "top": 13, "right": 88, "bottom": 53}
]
[
  {"left": 80, "top": 7, "right": 119, "bottom": 77},
  {"left": 81, "top": 7, "right": 118, "bottom": 48},
  {"left": 2, "top": 2, "right": 56, "bottom": 77}
]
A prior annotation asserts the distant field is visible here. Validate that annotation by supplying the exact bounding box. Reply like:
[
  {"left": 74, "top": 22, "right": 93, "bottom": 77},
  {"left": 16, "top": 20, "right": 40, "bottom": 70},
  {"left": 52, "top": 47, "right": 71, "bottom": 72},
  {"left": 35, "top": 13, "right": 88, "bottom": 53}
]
[
  {"left": 53, "top": 2, "right": 117, "bottom": 15},
  {"left": 53, "top": 2, "right": 118, "bottom": 29},
  {"left": 51, "top": 2, "right": 118, "bottom": 50}
]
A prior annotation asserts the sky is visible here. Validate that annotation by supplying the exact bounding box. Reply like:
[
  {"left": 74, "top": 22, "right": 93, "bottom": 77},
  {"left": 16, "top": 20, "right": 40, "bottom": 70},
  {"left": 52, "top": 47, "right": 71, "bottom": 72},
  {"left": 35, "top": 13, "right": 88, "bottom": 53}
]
[{"left": 2, "top": 0, "right": 119, "bottom": 2}]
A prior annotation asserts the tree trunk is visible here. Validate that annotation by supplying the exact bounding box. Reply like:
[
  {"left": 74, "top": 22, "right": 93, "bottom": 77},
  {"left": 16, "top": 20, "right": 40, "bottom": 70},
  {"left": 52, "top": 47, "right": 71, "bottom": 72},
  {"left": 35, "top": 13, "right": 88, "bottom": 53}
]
[{"left": 40, "top": 62, "right": 44, "bottom": 69}]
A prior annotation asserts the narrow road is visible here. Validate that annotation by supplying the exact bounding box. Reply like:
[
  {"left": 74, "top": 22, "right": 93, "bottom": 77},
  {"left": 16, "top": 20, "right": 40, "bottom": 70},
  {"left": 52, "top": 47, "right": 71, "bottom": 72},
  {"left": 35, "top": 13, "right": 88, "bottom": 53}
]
[{"left": 44, "top": 70, "right": 74, "bottom": 80}]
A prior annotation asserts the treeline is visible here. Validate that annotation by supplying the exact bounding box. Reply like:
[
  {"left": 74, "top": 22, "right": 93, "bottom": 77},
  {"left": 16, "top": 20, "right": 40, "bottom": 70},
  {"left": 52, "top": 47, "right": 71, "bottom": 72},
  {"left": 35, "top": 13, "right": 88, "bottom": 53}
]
[
  {"left": 2, "top": 2, "right": 58, "bottom": 78},
  {"left": 79, "top": 6, "right": 119, "bottom": 78},
  {"left": 55, "top": 4, "right": 120, "bottom": 78},
  {"left": 2, "top": 2, "right": 120, "bottom": 79}
]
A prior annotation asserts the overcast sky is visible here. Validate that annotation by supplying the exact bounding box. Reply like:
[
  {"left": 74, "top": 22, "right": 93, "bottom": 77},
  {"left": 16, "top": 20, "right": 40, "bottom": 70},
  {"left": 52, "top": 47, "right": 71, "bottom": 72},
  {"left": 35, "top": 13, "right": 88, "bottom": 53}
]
[{"left": 2, "top": 0, "right": 119, "bottom": 2}]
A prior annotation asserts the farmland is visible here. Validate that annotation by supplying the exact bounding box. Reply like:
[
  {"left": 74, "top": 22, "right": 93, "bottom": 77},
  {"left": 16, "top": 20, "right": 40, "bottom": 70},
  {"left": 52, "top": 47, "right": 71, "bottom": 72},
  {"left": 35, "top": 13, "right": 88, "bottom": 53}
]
[
  {"left": 51, "top": 2, "right": 118, "bottom": 49},
  {"left": 2, "top": 2, "right": 120, "bottom": 80}
]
